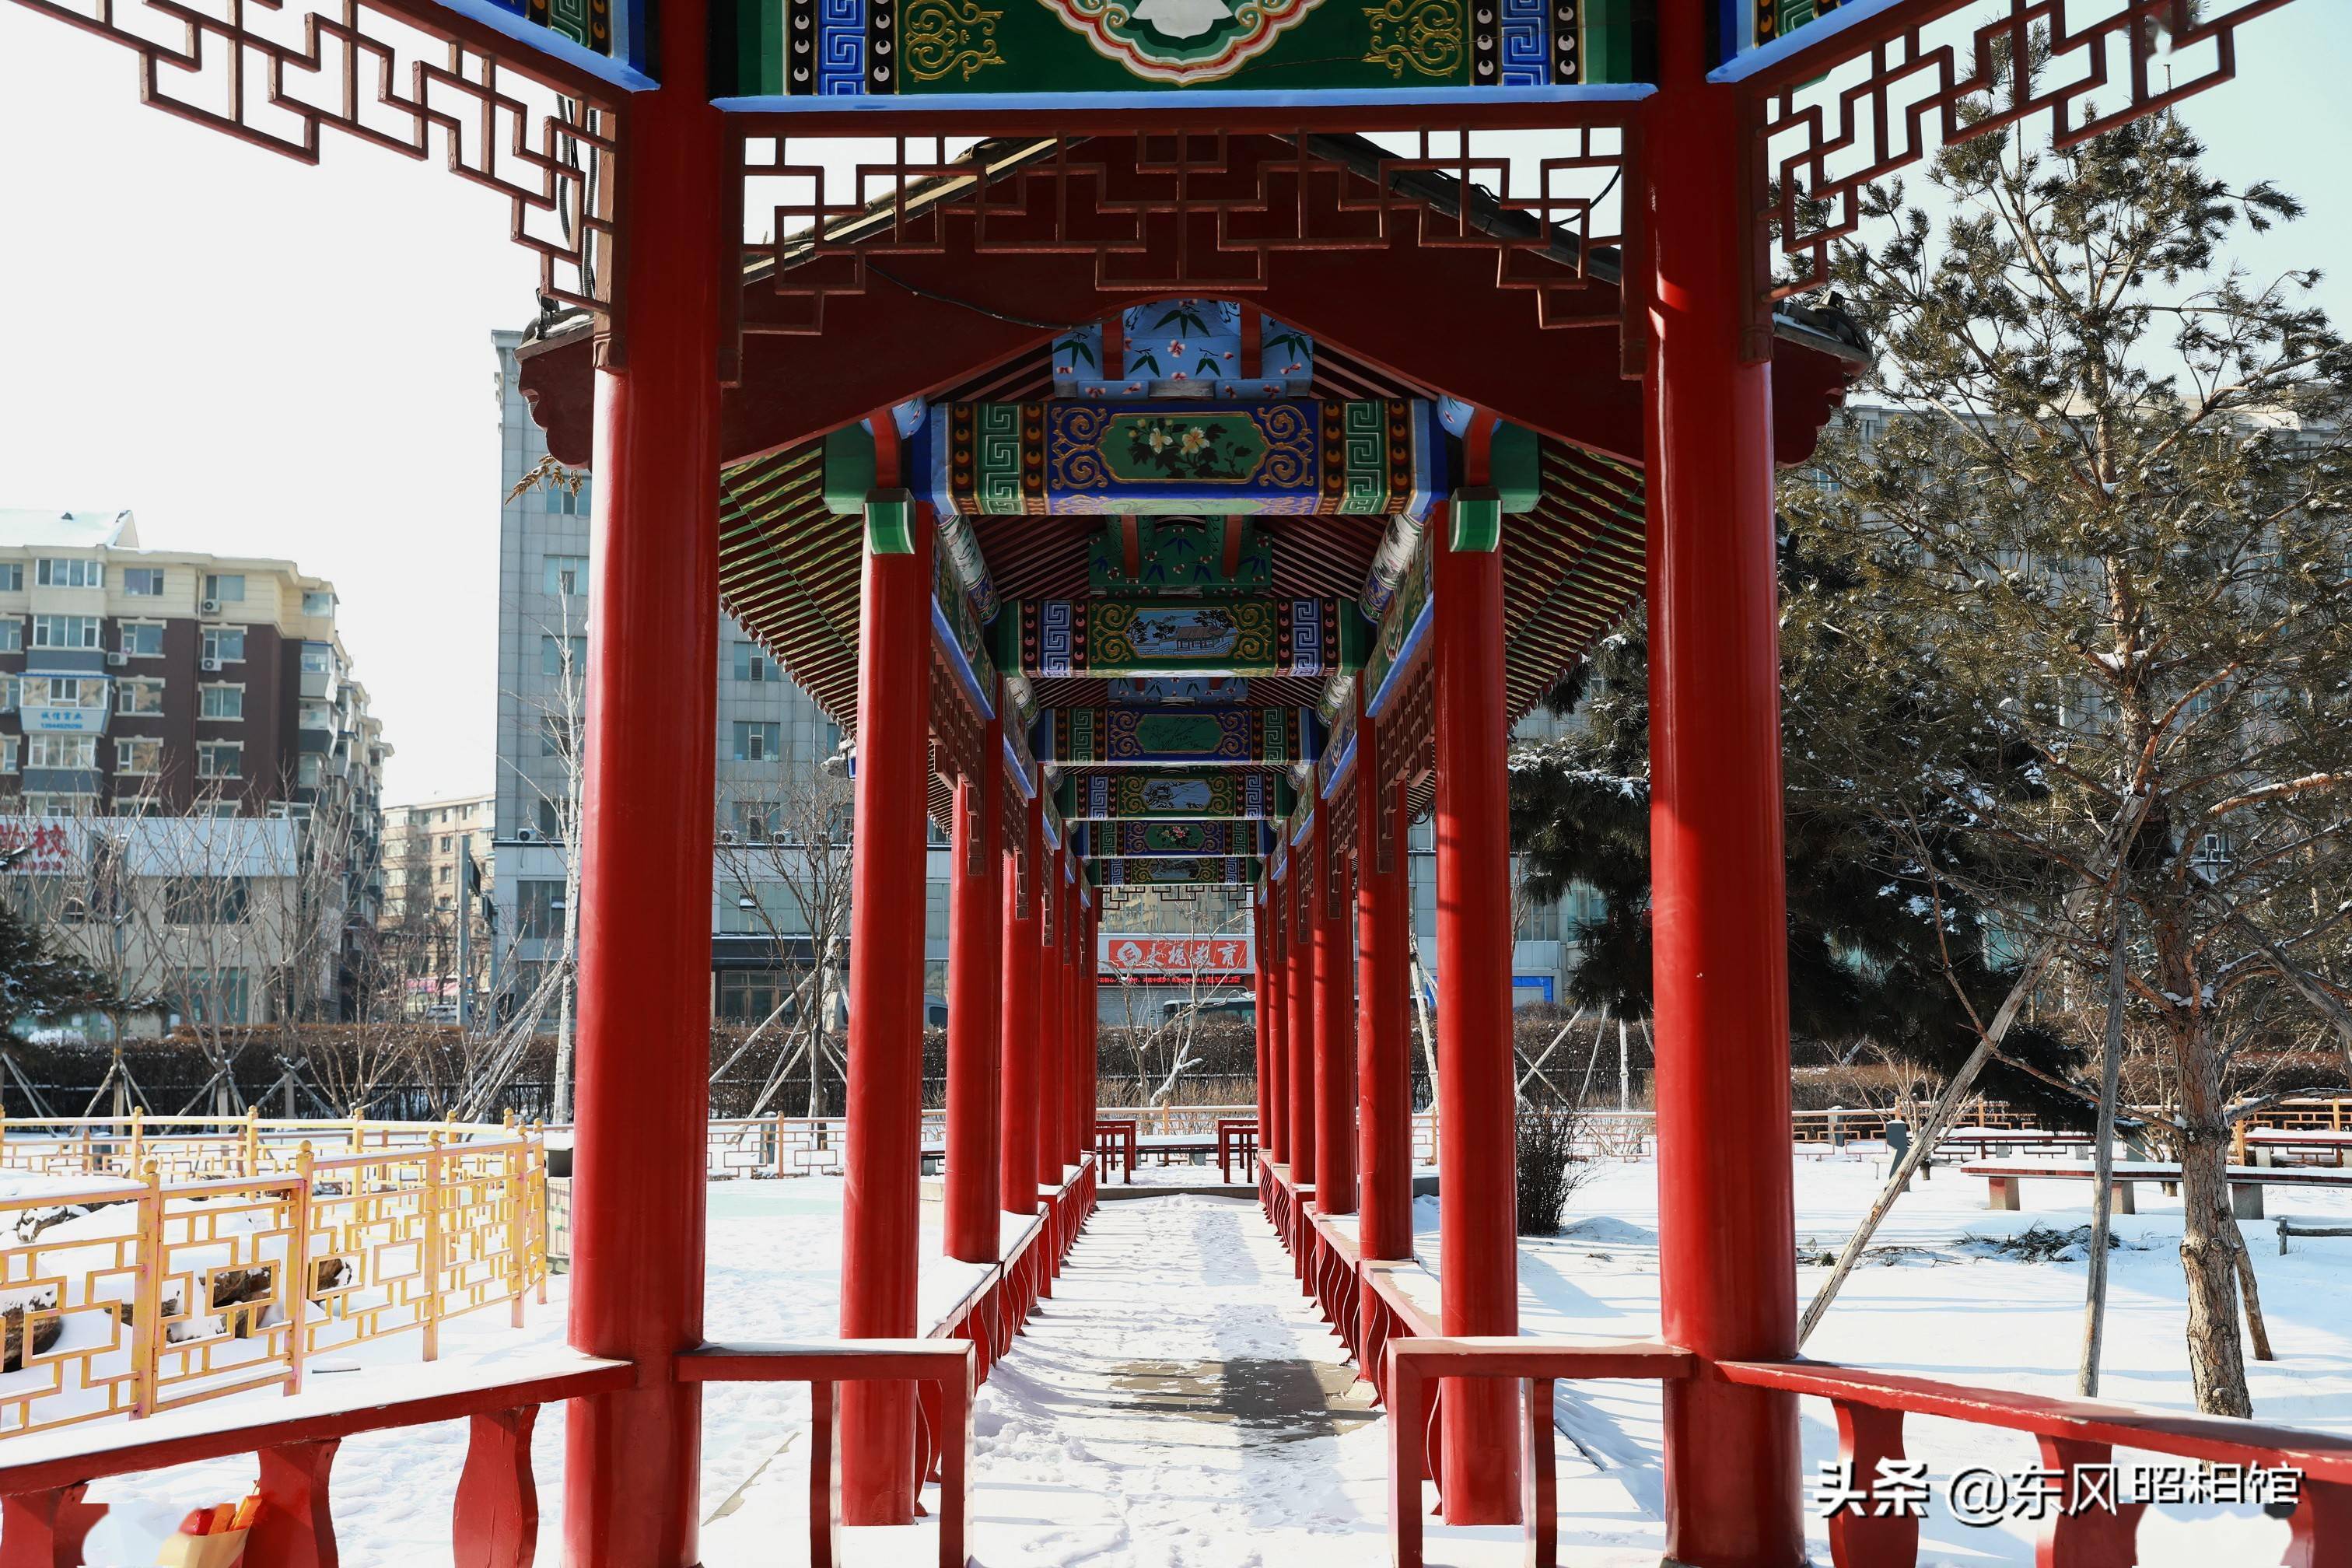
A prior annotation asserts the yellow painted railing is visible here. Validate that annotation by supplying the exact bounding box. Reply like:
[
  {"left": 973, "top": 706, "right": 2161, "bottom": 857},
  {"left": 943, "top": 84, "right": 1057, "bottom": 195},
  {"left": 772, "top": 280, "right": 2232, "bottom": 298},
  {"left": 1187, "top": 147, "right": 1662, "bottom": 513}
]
[{"left": 0, "top": 1116, "right": 548, "bottom": 1440}]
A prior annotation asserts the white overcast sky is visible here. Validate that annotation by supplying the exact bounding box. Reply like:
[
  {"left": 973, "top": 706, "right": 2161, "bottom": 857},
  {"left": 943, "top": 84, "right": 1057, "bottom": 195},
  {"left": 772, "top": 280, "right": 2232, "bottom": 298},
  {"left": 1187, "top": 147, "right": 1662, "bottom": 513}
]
[{"left": 2, "top": 5, "right": 2347, "bottom": 805}]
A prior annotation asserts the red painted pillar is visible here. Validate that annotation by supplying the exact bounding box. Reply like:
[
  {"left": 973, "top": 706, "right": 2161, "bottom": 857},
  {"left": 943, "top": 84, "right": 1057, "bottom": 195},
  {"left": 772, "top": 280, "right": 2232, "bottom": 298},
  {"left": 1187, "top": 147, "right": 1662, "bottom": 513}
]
[
  {"left": 1081, "top": 901, "right": 1099, "bottom": 1152},
  {"left": 1265, "top": 882, "right": 1289, "bottom": 1167},
  {"left": 1035, "top": 845, "right": 1066, "bottom": 1191},
  {"left": 1253, "top": 893, "right": 1272, "bottom": 1160},
  {"left": 999, "top": 795, "right": 1043, "bottom": 1216},
  {"left": 563, "top": 0, "right": 720, "bottom": 1551},
  {"left": 1312, "top": 806, "right": 1356, "bottom": 1212},
  {"left": 945, "top": 683, "right": 1005, "bottom": 1262},
  {"left": 1062, "top": 875, "right": 1083, "bottom": 1165},
  {"left": 1433, "top": 505, "right": 1521, "bottom": 1523},
  {"left": 839, "top": 489, "right": 934, "bottom": 1524},
  {"left": 1285, "top": 845, "right": 1318, "bottom": 1188},
  {"left": 1356, "top": 699, "right": 1413, "bottom": 1259},
  {"left": 1648, "top": 8, "right": 1802, "bottom": 1563}
]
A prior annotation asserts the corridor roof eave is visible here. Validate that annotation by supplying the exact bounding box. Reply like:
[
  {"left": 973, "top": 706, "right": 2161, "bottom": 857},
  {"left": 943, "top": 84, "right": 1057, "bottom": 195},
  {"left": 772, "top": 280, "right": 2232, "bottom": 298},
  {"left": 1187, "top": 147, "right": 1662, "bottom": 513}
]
[
  {"left": 512, "top": 131, "right": 1866, "bottom": 849},
  {"left": 513, "top": 131, "right": 1865, "bottom": 474}
]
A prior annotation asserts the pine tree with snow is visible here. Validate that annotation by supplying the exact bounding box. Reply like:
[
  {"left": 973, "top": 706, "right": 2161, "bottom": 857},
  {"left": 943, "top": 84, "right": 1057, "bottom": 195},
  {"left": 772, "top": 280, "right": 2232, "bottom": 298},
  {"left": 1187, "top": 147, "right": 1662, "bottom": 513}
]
[
  {"left": 1781, "top": 107, "right": 2352, "bottom": 1418},
  {"left": 0, "top": 883, "right": 117, "bottom": 1038}
]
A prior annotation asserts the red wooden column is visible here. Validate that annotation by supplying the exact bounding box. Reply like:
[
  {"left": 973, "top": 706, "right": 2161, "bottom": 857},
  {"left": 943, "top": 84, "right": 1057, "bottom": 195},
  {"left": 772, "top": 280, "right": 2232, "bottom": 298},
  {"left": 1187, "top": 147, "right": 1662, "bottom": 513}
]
[
  {"left": 1312, "top": 805, "right": 1356, "bottom": 1212},
  {"left": 1355, "top": 698, "right": 1413, "bottom": 1259},
  {"left": 999, "top": 794, "right": 1043, "bottom": 1216},
  {"left": 1433, "top": 502, "right": 1521, "bottom": 1522},
  {"left": 1647, "top": 6, "right": 1802, "bottom": 1563},
  {"left": 563, "top": 0, "right": 721, "bottom": 1550},
  {"left": 944, "top": 681, "right": 1006, "bottom": 1262},
  {"left": 1035, "top": 845, "right": 1066, "bottom": 1191},
  {"left": 1062, "top": 873, "right": 1083, "bottom": 1164},
  {"left": 1076, "top": 893, "right": 1096, "bottom": 1152},
  {"left": 1081, "top": 900, "right": 1100, "bottom": 1151},
  {"left": 1285, "top": 843, "right": 1318, "bottom": 1188},
  {"left": 838, "top": 488, "right": 934, "bottom": 1524},
  {"left": 1253, "top": 891, "right": 1272, "bottom": 1153},
  {"left": 1264, "top": 879, "right": 1290, "bottom": 1167}
]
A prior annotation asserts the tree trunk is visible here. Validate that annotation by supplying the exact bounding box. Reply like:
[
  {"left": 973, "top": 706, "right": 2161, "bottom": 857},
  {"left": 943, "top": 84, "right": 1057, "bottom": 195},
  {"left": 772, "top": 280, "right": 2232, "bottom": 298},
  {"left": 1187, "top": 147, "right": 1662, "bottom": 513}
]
[
  {"left": 2163, "top": 934, "right": 2256, "bottom": 1416},
  {"left": 2077, "top": 887, "right": 2129, "bottom": 1397}
]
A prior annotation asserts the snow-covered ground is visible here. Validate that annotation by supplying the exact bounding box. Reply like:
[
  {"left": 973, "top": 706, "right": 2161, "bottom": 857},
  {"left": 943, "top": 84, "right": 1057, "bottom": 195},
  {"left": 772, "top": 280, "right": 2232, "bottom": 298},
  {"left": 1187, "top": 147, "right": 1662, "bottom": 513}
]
[{"left": 37, "top": 1150, "right": 2352, "bottom": 1566}]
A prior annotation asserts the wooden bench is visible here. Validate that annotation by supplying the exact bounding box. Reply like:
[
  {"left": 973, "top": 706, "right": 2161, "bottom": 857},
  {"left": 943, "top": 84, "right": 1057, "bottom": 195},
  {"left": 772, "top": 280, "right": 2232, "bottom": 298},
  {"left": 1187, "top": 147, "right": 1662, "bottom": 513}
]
[{"left": 1963, "top": 1158, "right": 2352, "bottom": 1220}]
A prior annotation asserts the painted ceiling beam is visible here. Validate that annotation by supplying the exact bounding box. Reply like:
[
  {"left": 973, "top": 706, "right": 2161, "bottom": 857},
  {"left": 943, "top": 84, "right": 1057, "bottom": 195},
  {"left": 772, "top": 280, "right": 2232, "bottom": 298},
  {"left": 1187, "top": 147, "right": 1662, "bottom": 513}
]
[
  {"left": 1038, "top": 705, "right": 1309, "bottom": 770},
  {"left": 1092, "top": 857, "right": 1263, "bottom": 888},
  {"left": 926, "top": 399, "right": 1444, "bottom": 518},
  {"left": 1062, "top": 772, "right": 1294, "bottom": 821},
  {"left": 1084, "top": 821, "right": 1268, "bottom": 859},
  {"left": 997, "top": 597, "right": 1353, "bottom": 681}
]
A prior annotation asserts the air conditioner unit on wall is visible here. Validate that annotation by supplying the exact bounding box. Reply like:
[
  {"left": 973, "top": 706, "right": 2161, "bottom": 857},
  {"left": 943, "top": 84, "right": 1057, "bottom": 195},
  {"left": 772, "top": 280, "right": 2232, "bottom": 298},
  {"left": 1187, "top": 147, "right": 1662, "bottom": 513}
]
[
  {"left": 106, "top": 652, "right": 127, "bottom": 667},
  {"left": 199, "top": 599, "right": 220, "bottom": 614},
  {"left": 517, "top": 828, "right": 537, "bottom": 842},
  {"left": 719, "top": 829, "right": 737, "bottom": 844},
  {"left": 201, "top": 657, "right": 222, "bottom": 672}
]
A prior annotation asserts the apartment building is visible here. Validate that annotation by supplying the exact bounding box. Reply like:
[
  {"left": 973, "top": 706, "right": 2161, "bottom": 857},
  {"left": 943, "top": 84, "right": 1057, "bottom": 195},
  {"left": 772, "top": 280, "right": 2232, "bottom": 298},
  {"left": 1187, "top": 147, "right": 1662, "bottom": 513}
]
[
  {"left": 0, "top": 507, "right": 393, "bottom": 1013},
  {"left": 379, "top": 793, "right": 495, "bottom": 1017},
  {"left": 490, "top": 331, "right": 953, "bottom": 1024}
]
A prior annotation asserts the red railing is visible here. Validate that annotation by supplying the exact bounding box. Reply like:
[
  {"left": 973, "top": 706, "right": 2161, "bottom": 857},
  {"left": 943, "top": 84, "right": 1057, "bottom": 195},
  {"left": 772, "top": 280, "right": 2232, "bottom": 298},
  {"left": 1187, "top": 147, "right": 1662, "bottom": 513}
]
[
  {"left": 681, "top": 1341, "right": 978, "bottom": 1568},
  {"left": 0, "top": 1349, "right": 632, "bottom": 1568},
  {"left": 1216, "top": 1118, "right": 1258, "bottom": 1183},
  {"left": 1259, "top": 1154, "right": 2352, "bottom": 1568},
  {"left": 1386, "top": 1339, "right": 1693, "bottom": 1568},
  {"left": 1715, "top": 1359, "right": 2352, "bottom": 1568},
  {"left": 0, "top": 1159, "right": 1101, "bottom": 1568},
  {"left": 1092, "top": 1120, "right": 1139, "bottom": 1181}
]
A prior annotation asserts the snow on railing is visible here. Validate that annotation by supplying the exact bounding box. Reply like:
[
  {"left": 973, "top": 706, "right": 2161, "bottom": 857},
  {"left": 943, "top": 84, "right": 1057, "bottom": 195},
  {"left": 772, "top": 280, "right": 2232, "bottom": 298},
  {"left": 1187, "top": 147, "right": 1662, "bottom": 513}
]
[
  {"left": 0, "top": 1118, "right": 547, "bottom": 1441},
  {"left": 1258, "top": 1157, "right": 2352, "bottom": 1566}
]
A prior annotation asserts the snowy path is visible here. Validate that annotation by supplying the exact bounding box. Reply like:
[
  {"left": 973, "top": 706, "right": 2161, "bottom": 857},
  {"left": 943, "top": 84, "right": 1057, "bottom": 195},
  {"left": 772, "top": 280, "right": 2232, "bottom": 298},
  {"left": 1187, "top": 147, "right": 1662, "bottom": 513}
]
[
  {"left": 955, "top": 1194, "right": 1387, "bottom": 1566},
  {"left": 708, "top": 1192, "right": 1433, "bottom": 1567}
]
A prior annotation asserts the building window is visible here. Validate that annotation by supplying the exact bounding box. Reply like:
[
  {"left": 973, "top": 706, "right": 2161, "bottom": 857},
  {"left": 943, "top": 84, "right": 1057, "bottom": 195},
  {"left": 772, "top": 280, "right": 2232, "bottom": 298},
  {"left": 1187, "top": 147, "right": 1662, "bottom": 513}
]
[
  {"left": 543, "top": 555, "right": 589, "bottom": 597},
  {"left": 716, "top": 971, "right": 786, "bottom": 1022},
  {"left": 202, "top": 573, "right": 246, "bottom": 603},
  {"left": 733, "top": 642, "right": 779, "bottom": 683},
  {"left": 536, "top": 797, "right": 565, "bottom": 839},
  {"left": 733, "top": 722, "right": 782, "bottom": 762},
  {"left": 518, "top": 879, "right": 567, "bottom": 939},
  {"left": 438, "top": 865, "right": 452, "bottom": 884},
  {"left": 0, "top": 675, "right": 16, "bottom": 712},
  {"left": 170, "top": 968, "right": 250, "bottom": 1023},
  {"left": 117, "top": 678, "right": 163, "bottom": 716},
  {"left": 35, "top": 558, "right": 103, "bottom": 589},
  {"left": 26, "top": 735, "right": 96, "bottom": 770},
  {"left": 539, "top": 714, "right": 575, "bottom": 757},
  {"left": 199, "top": 684, "right": 245, "bottom": 720},
  {"left": 201, "top": 626, "right": 246, "bottom": 663},
  {"left": 120, "top": 568, "right": 165, "bottom": 597},
  {"left": 1, "top": 737, "right": 16, "bottom": 775},
  {"left": 540, "top": 635, "right": 586, "bottom": 680},
  {"left": 296, "top": 752, "right": 324, "bottom": 789},
  {"left": 165, "top": 877, "right": 250, "bottom": 925},
  {"left": 115, "top": 738, "right": 162, "bottom": 775},
  {"left": 299, "top": 701, "right": 332, "bottom": 730},
  {"left": 120, "top": 621, "right": 164, "bottom": 657},
  {"left": 0, "top": 565, "right": 19, "bottom": 591},
  {"left": 0, "top": 621, "right": 19, "bottom": 653},
  {"left": 302, "top": 590, "right": 334, "bottom": 615},
  {"left": 300, "top": 644, "right": 334, "bottom": 676},
  {"left": 197, "top": 742, "right": 243, "bottom": 779},
  {"left": 25, "top": 676, "right": 100, "bottom": 709},
  {"left": 24, "top": 793, "right": 97, "bottom": 818},
  {"left": 33, "top": 614, "right": 100, "bottom": 649},
  {"left": 731, "top": 800, "right": 779, "bottom": 841}
]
